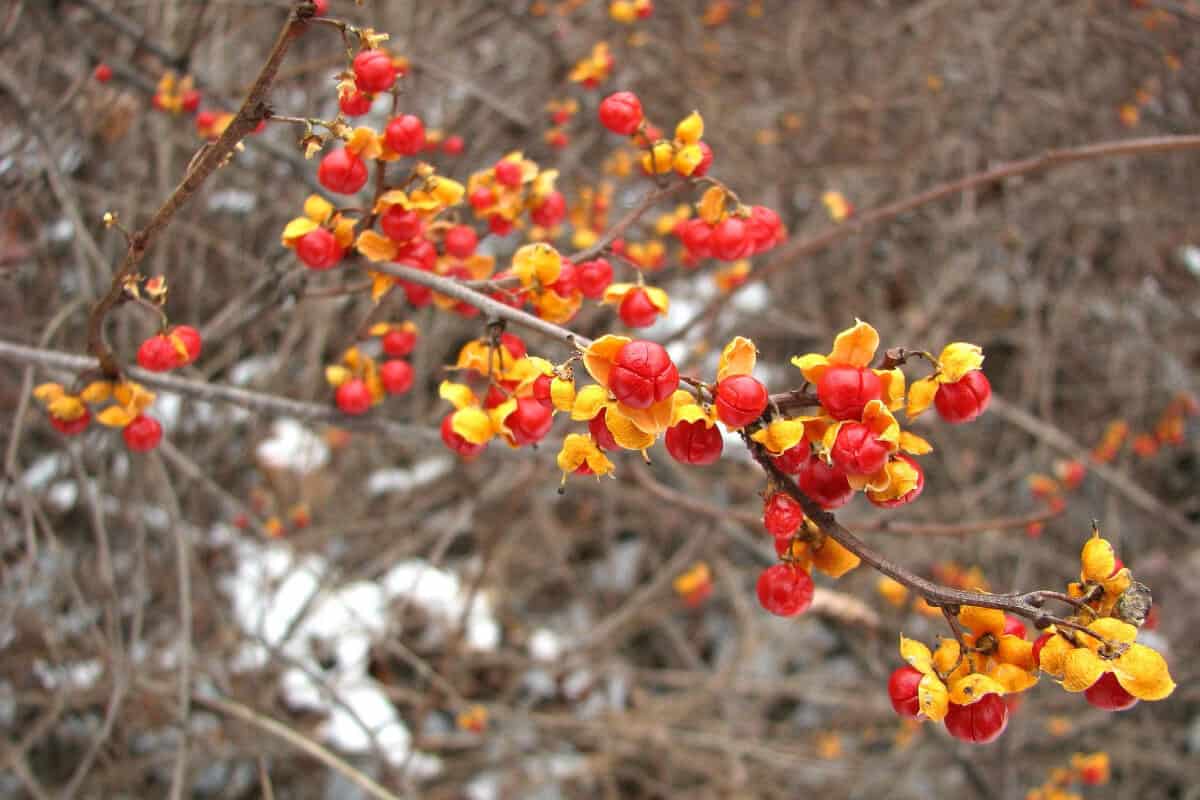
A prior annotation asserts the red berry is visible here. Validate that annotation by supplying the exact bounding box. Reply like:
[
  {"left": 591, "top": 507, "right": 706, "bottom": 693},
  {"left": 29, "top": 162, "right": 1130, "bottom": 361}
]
[
  {"left": 380, "top": 359, "right": 413, "bottom": 395},
  {"left": 608, "top": 340, "right": 679, "bottom": 410},
  {"left": 548, "top": 260, "right": 578, "bottom": 298},
  {"left": 312, "top": 0, "right": 328, "bottom": 15},
  {"left": 867, "top": 453, "right": 925, "bottom": 508},
  {"left": 381, "top": 328, "right": 416, "bottom": 357},
  {"left": 598, "top": 91, "right": 643, "bottom": 135},
  {"left": 664, "top": 420, "right": 723, "bottom": 465},
  {"left": 195, "top": 110, "right": 217, "bottom": 135},
  {"left": 137, "top": 335, "right": 179, "bottom": 372},
  {"left": 944, "top": 694, "right": 1008, "bottom": 743},
  {"left": 488, "top": 215, "right": 514, "bottom": 236},
  {"left": 441, "top": 412, "right": 486, "bottom": 458},
  {"left": 380, "top": 206, "right": 424, "bottom": 241},
  {"left": 403, "top": 279, "right": 432, "bottom": 307},
  {"left": 123, "top": 415, "right": 163, "bottom": 452},
  {"left": 771, "top": 443, "right": 809, "bottom": 474},
  {"left": 530, "top": 190, "right": 566, "bottom": 227},
  {"left": 384, "top": 114, "right": 425, "bottom": 156},
  {"left": 505, "top": 397, "right": 553, "bottom": 446},
  {"left": 692, "top": 141, "right": 714, "bottom": 177},
  {"left": 318, "top": 148, "right": 368, "bottom": 194},
  {"left": 353, "top": 49, "right": 397, "bottom": 93},
  {"left": 829, "top": 422, "right": 890, "bottom": 476},
  {"left": 934, "top": 370, "right": 992, "bottom": 424},
  {"left": 714, "top": 374, "right": 768, "bottom": 428},
  {"left": 888, "top": 665, "right": 924, "bottom": 718},
  {"left": 93, "top": 63, "right": 112, "bottom": 83},
  {"left": 618, "top": 287, "right": 660, "bottom": 328},
  {"left": 755, "top": 563, "right": 814, "bottom": 617},
  {"left": 1002, "top": 615, "right": 1026, "bottom": 639},
  {"left": 532, "top": 373, "right": 554, "bottom": 409},
  {"left": 181, "top": 89, "right": 201, "bottom": 113},
  {"left": 339, "top": 89, "right": 373, "bottom": 116},
  {"left": 490, "top": 333, "right": 521, "bottom": 361},
  {"left": 170, "top": 325, "right": 202, "bottom": 365},
  {"left": 796, "top": 453, "right": 854, "bottom": 509},
  {"left": 441, "top": 135, "right": 464, "bottom": 155},
  {"left": 443, "top": 225, "right": 477, "bottom": 258},
  {"left": 1031, "top": 632, "right": 1053, "bottom": 669},
  {"left": 577, "top": 258, "right": 613, "bottom": 299},
  {"left": 468, "top": 186, "right": 495, "bottom": 210},
  {"left": 678, "top": 219, "right": 713, "bottom": 259},
  {"left": 762, "top": 492, "right": 803, "bottom": 538},
  {"left": 589, "top": 408, "right": 619, "bottom": 451},
  {"left": 712, "top": 216, "right": 751, "bottom": 261},
  {"left": 335, "top": 379, "right": 372, "bottom": 415},
  {"left": 1084, "top": 671, "right": 1138, "bottom": 711},
  {"left": 494, "top": 159, "right": 523, "bottom": 188},
  {"left": 295, "top": 227, "right": 344, "bottom": 270},
  {"left": 483, "top": 384, "right": 509, "bottom": 409},
  {"left": 746, "top": 205, "right": 783, "bottom": 253},
  {"left": 50, "top": 408, "right": 90, "bottom": 436},
  {"left": 636, "top": 0, "right": 654, "bottom": 18},
  {"left": 816, "top": 364, "right": 882, "bottom": 421}
]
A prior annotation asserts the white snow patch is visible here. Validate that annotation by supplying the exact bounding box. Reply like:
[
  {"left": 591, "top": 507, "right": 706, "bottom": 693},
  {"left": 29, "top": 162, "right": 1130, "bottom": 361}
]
[
  {"left": 255, "top": 418, "right": 330, "bottom": 474},
  {"left": 32, "top": 659, "right": 103, "bottom": 691},
  {"left": 366, "top": 458, "right": 452, "bottom": 495}
]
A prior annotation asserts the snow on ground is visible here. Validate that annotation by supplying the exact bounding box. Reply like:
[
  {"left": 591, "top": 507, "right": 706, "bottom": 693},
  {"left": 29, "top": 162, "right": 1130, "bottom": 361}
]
[{"left": 220, "top": 531, "right": 503, "bottom": 777}]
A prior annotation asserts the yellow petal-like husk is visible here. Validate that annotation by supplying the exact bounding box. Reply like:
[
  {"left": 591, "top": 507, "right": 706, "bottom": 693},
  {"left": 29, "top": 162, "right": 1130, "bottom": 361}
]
[
  {"left": 583, "top": 335, "right": 630, "bottom": 387},
  {"left": 1112, "top": 643, "right": 1175, "bottom": 701},
  {"left": 1060, "top": 647, "right": 1109, "bottom": 693},
  {"left": 828, "top": 320, "right": 879, "bottom": 368},
  {"left": 905, "top": 376, "right": 938, "bottom": 419},
  {"left": 570, "top": 385, "right": 609, "bottom": 421},
  {"left": 811, "top": 538, "right": 860, "bottom": 578},
  {"left": 356, "top": 230, "right": 398, "bottom": 262},
  {"left": 605, "top": 407, "right": 656, "bottom": 450},
  {"left": 917, "top": 672, "right": 949, "bottom": 722},
  {"left": 948, "top": 672, "right": 1006, "bottom": 705},
  {"left": 937, "top": 342, "right": 984, "bottom": 383},
  {"left": 717, "top": 336, "right": 757, "bottom": 382}
]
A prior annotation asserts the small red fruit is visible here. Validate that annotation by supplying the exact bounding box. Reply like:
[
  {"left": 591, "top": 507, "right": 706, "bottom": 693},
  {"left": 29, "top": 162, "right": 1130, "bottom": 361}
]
[
  {"left": 123, "top": 415, "right": 163, "bottom": 452},
  {"left": 505, "top": 397, "right": 553, "bottom": 446},
  {"left": 888, "top": 665, "right": 924, "bottom": 718},
  {"left": 762, "top": 492, "right": 803, "bottom": 538},
  {"left": 311, "top": 0, "right": 328, "bottom": 15},
  {"left": 816, "top": 364, "right": 883, "bottom": 421},
  {"left": 494, "top": 159, "right": 523, "bottom": 188},
  {"left": 589, "top": 408, "right": 619, "bottom": 451},
  {"left": 339, "top": 89, "right": 373, "bottom": 116},
  {"left": 499, "top": 332, "right": 526, "bottom": 360},
  {"left": 171, "top": 325, "right": 202, "bottom": 365},
  {"left": 934, "top": 370, "right": 992, "bottom": 424},
  {"left": 353, "top": 49, "right": 397, "bottom": 93},
  {"left": 746, "top": 205, "right": 783, "bottom": 253},
  {"left": 796, "top": 453, "right": 854, "bottom": 509},
  {"left": 828, "top": 422, "right": 890, "bottom": 476},
  {"left": 137, "top": 335, "right": 179, "bottom": 372},
  {"left": 598, "top": 91, "right": 643, "bottom": 135},
  {"left": 318, "top": 148, "right": 368, "bottom": 194},
  {"left": 618, "top": 287, "right": 660, "bottom": 328},
  {"left": 713, "top": 374, "right": 768, "bottom": 428},
  {"left": 677, "top": 219, "right": 713, "bottom": 258},
  {"left": 943, "top": 694, "right": 1008, "bottom": 743},
  {"left": 441, "top": 135, "right": 464, "bottom": 155},
  {"left": 755, "top": 563, "right": 814, "bottom": 617},
  {"left": 441, "top": 413, "right": 486, "bottom": 458},
  {"left": 711, "top": 216, "right": 751, "bottom": 261},
  {"left": 380, "top": 206, "right": 424, "bottom": 242},
  {"left": 547, "top": 259, "right": 578, "bottom": 298},
  {"left": 381, "top": 328, "right": 416, "bottom": 357},
  {"left": 384, "top": 114, "right": 425, "bottom": 156},
  {"left": 530, "top": 190, "right": 566, "bottom": 227},
  {"left": 771, "top": 443, "right": 809, "bottom": 474},
  {"left": 577, "top": 258, "right": 613, "bottom": 299},
  {"left": 443, "top": 225, "right": 478, "bottom": 258},
  {"left": 181, "top": 89, "right": 201, "bottom": 113},
  {"left": 1031, "top": 632, "right": 1052, "bottom": 669},
  {"left": 93, "top": 63, "right": 113, "bottom": 83},
  {"left": 608, "top": 340, "right": 679, "bottom": 410},
  {"left": 51, "top": 409, "right": 90, "bottom": 436},
  {"left": 664, "top": 420, "right": 723, "bottom": 465},
  {"left": 380, "top": 359, "right": 414, "bottom": 395},
  {"left": 295, "top": 227, "right": 344, "bottom": 270},
  {"left": 1084, "top": 672, "right": 1138, "bottom": 711},
  {"left": 532, "top": 373, "right": 554, "bottom": 409},
  {"left": 488, "top": 215, "right": 514, "bottom": 236},
  {"left": 335, "top": 379, "right": 372, "bottom": 415},
  {"left": 1002, "top": 615, "right": 1026, "bottom": 639},
  {"left": 468, "top": 186, "right": 495, "bottom": 211}
]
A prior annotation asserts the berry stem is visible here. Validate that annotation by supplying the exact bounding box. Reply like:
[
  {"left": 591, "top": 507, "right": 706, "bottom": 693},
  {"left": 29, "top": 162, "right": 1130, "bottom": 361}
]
[{"left": 568, "top": 180, "right": 690, "bottom": 263}]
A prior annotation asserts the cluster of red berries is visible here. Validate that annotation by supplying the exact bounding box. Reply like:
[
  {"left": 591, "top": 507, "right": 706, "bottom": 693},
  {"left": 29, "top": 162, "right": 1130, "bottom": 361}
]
[
  {"left": 136, "top": 326, "right": 203, "bottom": 372},
  {"left": 466, "top": 157, "right": 566, "bottom": 237},
  {"left": 675, "top": 204, "right": 784, "bottom": 263},
  {"left": 331, "top": 326, "right": 419, "bottom": 415}
]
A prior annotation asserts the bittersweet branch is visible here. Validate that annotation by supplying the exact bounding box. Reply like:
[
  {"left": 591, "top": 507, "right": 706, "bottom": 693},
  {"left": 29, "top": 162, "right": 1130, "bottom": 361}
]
[{"left": 85, "top": 3, "right": 315, "bottom": 378}]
